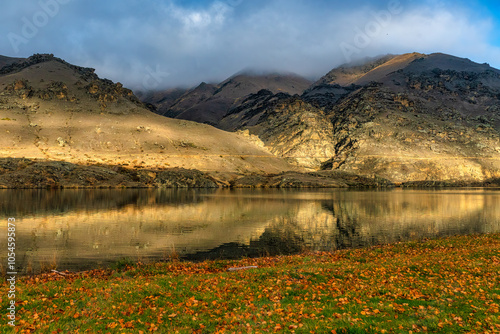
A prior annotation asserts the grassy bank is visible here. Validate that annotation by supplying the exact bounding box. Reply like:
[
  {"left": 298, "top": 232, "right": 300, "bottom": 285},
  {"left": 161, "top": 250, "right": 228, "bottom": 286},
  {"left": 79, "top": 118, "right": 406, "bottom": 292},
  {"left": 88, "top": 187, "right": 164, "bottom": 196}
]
[{"left": 1, "top": 234, "right": 499, "bottom": 333}]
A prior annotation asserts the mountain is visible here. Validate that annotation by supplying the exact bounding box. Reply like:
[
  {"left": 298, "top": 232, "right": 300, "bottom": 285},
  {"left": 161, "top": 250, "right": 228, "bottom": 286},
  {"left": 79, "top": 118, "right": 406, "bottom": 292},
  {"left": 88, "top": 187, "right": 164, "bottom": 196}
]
[
  {"left": 159, "top": 82, "right": 218, "bottom": 119},
  {"left": 218, "top": 90, "right": 336, "bottom": 169},
  {"left": 137, "top": 87, "right": 188, "bottom": 114},
  {"left": 7, "top": 52, "right": 500, "bottom": 187},
  {"left": 312, "top": 53, "right": 420, "bottom": 87},
  {"left": 143, "top": 72, "right": 312, "bottom": 125},
  {"left": 0, "top": 55, "right": 24, "bottom": 69},
  {"left": 215, "top": 53, "right": 500, "bottom": 183},
  {"left": 0, "top": 54, "right": 298, "bottom": 185}
]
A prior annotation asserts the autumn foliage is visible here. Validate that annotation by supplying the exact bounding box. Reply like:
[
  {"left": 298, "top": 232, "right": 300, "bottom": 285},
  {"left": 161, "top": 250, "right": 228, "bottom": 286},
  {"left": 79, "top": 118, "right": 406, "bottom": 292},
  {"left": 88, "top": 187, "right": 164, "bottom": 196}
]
[{"left": 1, "top": 233, "right": 499, "bottom": 333}]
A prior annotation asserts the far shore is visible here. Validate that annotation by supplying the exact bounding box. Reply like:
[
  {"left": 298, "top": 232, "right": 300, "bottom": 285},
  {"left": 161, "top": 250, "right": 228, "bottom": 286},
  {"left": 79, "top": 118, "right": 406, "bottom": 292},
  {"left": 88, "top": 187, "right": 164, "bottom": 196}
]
[{"left": 2, "top": 157, "right": 500, "bottom": 189}]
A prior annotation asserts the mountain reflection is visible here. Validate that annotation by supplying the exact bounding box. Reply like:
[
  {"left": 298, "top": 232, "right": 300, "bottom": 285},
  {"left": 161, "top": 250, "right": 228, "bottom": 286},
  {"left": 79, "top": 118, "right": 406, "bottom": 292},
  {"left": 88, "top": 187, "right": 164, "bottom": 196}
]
[{"left": 1, "top": 189, "right": 499, "bottom": 274}]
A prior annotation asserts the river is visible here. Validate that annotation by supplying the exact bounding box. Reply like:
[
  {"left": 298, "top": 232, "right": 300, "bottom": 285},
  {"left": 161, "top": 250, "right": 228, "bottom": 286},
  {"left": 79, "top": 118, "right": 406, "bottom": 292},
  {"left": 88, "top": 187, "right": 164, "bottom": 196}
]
[{"left": 1, "top": 188, "right": 499, "bottom": 274}]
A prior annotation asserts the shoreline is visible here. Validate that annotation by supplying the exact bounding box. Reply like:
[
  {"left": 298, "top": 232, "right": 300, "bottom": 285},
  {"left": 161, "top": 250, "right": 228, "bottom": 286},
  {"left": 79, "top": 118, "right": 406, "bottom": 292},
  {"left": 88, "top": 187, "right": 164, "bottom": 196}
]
[
  {"left": 1, "top": 158, "right": 500, "bottom": 189},
  {"left": 2, "top": 233, "right": 499, "bottom": 333},
  {"left": 5, "top": 232, "right": 500, "bottom": 279}
]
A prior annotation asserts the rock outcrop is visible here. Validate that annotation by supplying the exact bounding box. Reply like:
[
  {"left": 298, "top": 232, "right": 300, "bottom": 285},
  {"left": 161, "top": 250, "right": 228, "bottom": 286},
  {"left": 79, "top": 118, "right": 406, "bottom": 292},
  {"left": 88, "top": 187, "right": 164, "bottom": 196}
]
[
  {"left": 214, "top": 53, "right": 500, "bottom": 183},
  {"left": 220, "top": 91, "right": 336, "bottom": 169}
]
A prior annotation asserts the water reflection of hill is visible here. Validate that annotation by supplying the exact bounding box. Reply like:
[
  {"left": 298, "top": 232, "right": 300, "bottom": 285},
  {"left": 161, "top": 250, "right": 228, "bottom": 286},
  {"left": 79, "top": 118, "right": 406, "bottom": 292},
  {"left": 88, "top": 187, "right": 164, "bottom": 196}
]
[
  {"left": 0, "top": 189, "right": 216, "bottom": 218},
  {"left": 189, "top": 190, "right": 500, "bottom": 260},
  {"left": 1, "top": 189, "right": 298, "bottom": 273},
  {"left": 1, "top": 189, "right": 500, "bottom": 273}
]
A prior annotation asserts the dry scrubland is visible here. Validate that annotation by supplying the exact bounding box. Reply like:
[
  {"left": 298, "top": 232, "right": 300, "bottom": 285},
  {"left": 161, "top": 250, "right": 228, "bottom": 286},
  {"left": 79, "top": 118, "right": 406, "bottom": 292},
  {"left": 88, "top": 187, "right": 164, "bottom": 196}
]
[{"left": 0, "top": 57, "right": 294, "bottom": 176}]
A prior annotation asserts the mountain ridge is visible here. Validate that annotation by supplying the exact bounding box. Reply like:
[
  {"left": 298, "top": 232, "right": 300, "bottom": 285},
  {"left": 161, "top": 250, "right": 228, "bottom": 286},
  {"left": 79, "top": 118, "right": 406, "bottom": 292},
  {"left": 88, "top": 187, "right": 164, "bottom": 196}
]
[
  {"left": 4, "top": 52, "right": 500, "bottom": 187},
  {"left": 0, "top": 53, "right": 301, "bottom": 185},
  {"left": 143, "top": 71, "right": 312, "bottom": 125},
  {"left": 211, "top": 52, "right": 500, "bottom": 182}
]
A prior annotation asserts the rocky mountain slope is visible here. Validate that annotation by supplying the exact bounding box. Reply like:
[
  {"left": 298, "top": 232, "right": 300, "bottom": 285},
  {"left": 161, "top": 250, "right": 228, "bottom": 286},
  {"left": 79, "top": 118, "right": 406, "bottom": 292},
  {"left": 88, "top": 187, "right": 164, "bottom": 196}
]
[
  {"left": 6, "top": 52, "right": 500, "bottom": 187},
  {"left": 219, "top": 90, "right": 336, "bottom": 168},
  {"left": 138, "top": 87, "right": 188, "bottom": 115},
  {"left": 0, "top": 54, "right": 299, "bottom": 187},
  {"left": 0, "top": 55, "right": 24, "bottom": 69},
  {"left": 213, "top": 53, "right": 500, "bottom": 183},
  {"left": 143, "top": 72, "right": 312, "bottom": 125}
]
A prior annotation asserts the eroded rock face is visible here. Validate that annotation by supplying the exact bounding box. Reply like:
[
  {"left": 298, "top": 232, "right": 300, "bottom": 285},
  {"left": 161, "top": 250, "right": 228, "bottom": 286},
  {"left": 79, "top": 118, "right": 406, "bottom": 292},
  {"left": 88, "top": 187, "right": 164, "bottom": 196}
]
[
  {"left": 4, "top": 79, "right": 34, "bottom": 99},
  {"left": 220, "top": 93, "right": 336, "bottom": 169},
  {"left": 86, "top": 80, "right": 140, "bottom": 111},
  {"left": 217, "top": 53, "right": 500, "bottom": 183},
  {"left": 310, "top": 54, "right": 500, "bottom": 183},
  {"left": 321, "top": 86, "right": 500, "bottom": 183}
]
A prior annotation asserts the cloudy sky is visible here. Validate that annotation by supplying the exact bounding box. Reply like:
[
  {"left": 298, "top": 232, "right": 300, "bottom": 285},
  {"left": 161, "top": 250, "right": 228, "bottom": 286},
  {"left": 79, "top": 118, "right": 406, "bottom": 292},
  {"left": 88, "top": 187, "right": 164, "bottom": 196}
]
[{"left": 1, "top": 0, "right": 499, "bottom": 91}]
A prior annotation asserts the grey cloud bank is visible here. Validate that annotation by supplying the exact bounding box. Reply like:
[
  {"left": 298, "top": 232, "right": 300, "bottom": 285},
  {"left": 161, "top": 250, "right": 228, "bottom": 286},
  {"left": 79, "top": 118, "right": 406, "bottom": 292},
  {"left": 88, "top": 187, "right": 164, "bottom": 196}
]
[{"left": 1, "top": 0, "right": 499, "bottom": 90}]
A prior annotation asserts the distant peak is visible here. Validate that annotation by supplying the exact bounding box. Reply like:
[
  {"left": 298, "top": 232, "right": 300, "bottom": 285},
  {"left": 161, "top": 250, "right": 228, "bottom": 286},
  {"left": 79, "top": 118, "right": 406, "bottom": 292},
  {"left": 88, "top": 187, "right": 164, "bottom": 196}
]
[
  {"left": 0, "top": 53, "right": 98, "bottom": 80},
  {"left": 230, "top": 67, "right": 304, "bottom": 79},
  {"left": 314, "top": 51, "right": 500, "bottom": 88},
  {"left": 194, "top": 81, "right": 216, "bottom": 90},
  {"left": 338, "top": 54, "right": 396, "bottom": 69},
  {"left": 232, "top": 67, "right": 276, "bottom": 77}
]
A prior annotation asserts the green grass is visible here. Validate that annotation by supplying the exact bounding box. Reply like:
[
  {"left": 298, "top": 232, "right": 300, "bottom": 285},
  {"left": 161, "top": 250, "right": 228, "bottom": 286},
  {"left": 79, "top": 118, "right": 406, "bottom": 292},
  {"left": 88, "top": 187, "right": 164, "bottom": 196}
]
[{"left": 1, "top": 233, "right": 499, "bottom": 333}]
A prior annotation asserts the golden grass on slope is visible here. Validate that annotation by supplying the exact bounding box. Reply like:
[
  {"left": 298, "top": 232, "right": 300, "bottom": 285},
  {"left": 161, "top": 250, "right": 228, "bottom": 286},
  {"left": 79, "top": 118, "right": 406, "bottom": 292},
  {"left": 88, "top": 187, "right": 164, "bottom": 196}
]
[{"left": 0, "top": 60, "right": 296, "bottom": 174}]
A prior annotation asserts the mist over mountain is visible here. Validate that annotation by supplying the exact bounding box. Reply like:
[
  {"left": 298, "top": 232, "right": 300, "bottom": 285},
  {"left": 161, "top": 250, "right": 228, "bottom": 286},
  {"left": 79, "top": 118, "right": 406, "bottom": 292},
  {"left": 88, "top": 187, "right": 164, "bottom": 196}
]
[
  {"left": 144, "top": 52, "right": 500, "bottom": 183},
  {"left": 142, "top": 72, "right": 312, "bottom": 125},
  {"left": 2, "top": 51, "right": 500, "bottom": 187},
  {"left": 0, "top": 54, "right": 302, "bottom": 188}
]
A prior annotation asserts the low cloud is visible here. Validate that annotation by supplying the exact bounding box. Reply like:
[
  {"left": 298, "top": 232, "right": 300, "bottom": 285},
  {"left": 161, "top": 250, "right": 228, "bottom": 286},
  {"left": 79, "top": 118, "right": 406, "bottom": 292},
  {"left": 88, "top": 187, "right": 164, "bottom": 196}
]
[{"left": 1, "top": 0, "right": 499, "bottom": 90}]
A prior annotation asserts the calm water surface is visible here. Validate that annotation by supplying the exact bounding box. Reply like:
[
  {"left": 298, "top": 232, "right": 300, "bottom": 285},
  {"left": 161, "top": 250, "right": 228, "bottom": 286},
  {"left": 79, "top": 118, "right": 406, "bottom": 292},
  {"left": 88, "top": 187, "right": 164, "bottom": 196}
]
[{"left": 1, "top": 188, "right": 499, "bottom": 274}]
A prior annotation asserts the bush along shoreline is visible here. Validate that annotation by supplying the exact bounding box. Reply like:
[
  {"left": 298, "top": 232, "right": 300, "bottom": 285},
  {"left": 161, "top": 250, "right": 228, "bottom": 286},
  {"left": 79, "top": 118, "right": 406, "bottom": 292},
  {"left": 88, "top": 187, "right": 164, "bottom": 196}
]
[{"left": 2, "top": 158, "right": 500, "bottom": 189}]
